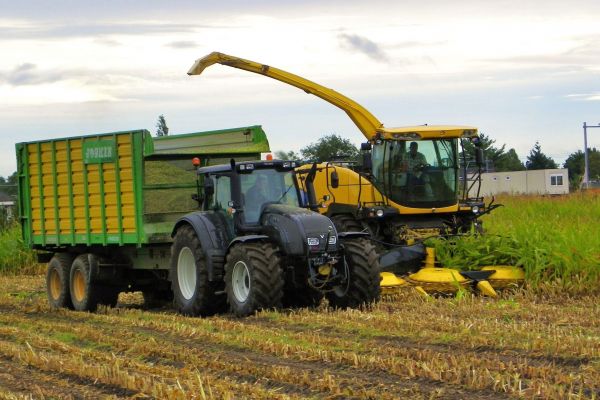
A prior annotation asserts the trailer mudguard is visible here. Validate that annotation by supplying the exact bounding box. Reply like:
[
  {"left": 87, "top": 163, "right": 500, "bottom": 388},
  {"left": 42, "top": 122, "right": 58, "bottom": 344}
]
[{"left": 172, "top": 212, "right": 232, "bottom": 281}]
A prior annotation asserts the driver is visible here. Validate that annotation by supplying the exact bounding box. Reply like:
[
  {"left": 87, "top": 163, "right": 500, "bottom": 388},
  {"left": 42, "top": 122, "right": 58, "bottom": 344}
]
[
  {"left": 406, "top": 141, "right": 428, "bottom": 175},
  {"left": 245, "top": 174, "right": 270, "bottom": 208}
]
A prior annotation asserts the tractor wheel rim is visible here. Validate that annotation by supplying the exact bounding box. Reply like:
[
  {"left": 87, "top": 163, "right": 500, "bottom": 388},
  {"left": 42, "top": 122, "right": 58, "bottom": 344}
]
[
  {"left": 231, "top": 261, "right": 251, "bottom": 303},
  {"left": 72, "top": 269, "right": 86, "bottom": 302},
  {"left": 177, "top": 247, "right": 196, "bottom": 301},
  {"left": 49, "top": 269, "right": 61, "bottom": 300}
]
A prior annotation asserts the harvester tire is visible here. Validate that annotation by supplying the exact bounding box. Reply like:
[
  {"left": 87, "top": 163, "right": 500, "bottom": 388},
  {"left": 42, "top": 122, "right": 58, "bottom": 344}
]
[
  {"left": 69, "top": 254, "right": 101, "bottom": 312},
  {"left": 327, "top": 237, "right": 381, "bottom": 309},
  {"left": 331, "top": 214, "right": 364, "bottom": 233},
  {"left": 225, "top": 242, "right": 284, "bottom": 317},
  {"left": 171, "top": 225, "right": 226, "bottom": 316},
  {"left": 47, "top": 253, "right": 74, "bottom": 309}
]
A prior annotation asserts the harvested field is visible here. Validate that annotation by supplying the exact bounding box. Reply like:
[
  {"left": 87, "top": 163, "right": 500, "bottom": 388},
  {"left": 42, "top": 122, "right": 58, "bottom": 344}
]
[{"left": 0, "top": 274, "right": 598, "bottom": 399}]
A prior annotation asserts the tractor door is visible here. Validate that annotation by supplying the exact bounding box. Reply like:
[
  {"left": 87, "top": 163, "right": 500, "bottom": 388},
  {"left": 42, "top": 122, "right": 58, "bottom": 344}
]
[{"left": 204, "top": 174, "right": 235, "bottom": 236}]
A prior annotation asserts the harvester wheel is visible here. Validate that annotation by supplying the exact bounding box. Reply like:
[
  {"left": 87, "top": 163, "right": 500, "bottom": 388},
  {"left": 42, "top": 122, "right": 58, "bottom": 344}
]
[
  {"left": 171, "top": 225, "right": 226, "bottom": 316},
  {"left": 224, "top": 242, "right": 284, "bottom": 317},
  {"left": 327, "top": 237, "right": 381, "bottom": 309},
  {"left": 331, "top": 214, "right": 365, "bottom": 233},
  {"left": 69, "top": 254, "right": 101, "bottom": 312},
  {"left": 46, "top": 253, "right": 74, "bottom": 309}
]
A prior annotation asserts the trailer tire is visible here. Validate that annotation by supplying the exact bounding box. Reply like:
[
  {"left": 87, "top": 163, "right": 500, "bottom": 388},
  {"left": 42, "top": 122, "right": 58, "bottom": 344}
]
[
  {"left": 326, "top": 238, "right": 381, "bottom": 309},
  {"left": 171, "top": 225, "right": 226, "bottom": 316},
  {"left": 46, "top": 253, "right": 74, "bottom": 309},
  {"left": 69, "top": 254, "right": 101, "bottom": 312},
  {"left": 225, "top": 242, "right": 284, "bottom": 317}
]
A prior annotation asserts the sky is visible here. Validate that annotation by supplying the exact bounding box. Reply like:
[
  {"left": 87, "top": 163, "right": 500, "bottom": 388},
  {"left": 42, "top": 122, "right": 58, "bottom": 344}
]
[{"left": 1, "top": 0, "right": 600, "bottom": 176}]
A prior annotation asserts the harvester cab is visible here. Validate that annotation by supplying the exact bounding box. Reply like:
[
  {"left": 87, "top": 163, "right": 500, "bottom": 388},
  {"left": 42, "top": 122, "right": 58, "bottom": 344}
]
[{"left": 171, "top": 159, "right": 380, "bottom": 316}]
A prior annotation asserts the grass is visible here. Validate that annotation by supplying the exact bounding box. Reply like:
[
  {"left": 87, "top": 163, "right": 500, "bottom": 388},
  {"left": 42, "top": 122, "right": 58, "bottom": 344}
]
[
  {"left": 427, "top": 191, "right": 600, "bottom": 294},
  {"left": 0, "top": 225, "right": 36, "bottom": 275}
]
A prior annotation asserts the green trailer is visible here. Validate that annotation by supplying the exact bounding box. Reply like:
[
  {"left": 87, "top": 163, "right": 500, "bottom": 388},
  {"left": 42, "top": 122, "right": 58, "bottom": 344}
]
[{"left": 16, "top": 125, "right": 270, "bottom": 310}]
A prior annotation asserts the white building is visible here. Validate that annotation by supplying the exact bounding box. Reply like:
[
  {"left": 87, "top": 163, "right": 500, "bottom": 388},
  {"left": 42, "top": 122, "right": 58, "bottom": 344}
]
[{"left": 468, "top": 168, "right": 569, "bottom": 196}]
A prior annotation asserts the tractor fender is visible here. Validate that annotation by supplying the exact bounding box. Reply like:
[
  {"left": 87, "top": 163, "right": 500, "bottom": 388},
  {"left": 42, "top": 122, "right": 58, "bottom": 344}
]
[
  {"left": 227, "top": 234, "right": 270, "bottom": 251},
  {"left": 172, "top": 212, "right": 230, "bottom": 281}
]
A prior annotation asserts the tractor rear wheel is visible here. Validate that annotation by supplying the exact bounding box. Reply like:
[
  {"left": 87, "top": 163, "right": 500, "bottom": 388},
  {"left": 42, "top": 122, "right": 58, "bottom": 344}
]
[
  {"left": 171, "top": 225, "right": 226, "bottom": 316},
  {"left": 47, "top": 253, "right": 74, "bottom": 309},
  {"left": 225, "top": 242, "right": 284, "bottom": 317},
  {"left": 327, "top": 237, "right": 381, "bottom": 309}
]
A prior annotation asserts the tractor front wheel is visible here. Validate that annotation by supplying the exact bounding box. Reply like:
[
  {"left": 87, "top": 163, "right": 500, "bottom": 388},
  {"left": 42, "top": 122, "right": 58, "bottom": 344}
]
[
  {"left": 327, "top": 237, "right": 381, "bottom": 309},
  {"left": 224, "top": 242, "right": 284, "bottom": 317}
]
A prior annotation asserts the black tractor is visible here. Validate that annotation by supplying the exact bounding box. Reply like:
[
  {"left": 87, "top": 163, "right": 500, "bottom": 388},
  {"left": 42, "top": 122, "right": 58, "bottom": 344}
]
[{"left": 170, "top": 159, "right": 380, "bottom": 317}]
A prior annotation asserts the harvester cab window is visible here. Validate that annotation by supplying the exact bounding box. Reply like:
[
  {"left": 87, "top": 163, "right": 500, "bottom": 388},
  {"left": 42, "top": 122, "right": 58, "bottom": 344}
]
[
  {"left": 372, "top": 139, "right": 458, "bottom": 208},
  {"left": 240, "top": 169, "right": 300, "bottom": 224}
]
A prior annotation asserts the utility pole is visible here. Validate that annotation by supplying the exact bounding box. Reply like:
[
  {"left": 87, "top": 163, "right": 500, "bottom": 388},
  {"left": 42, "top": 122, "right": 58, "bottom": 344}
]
[{"left": 583, "top": 122, "right": 600, "bottom": 188}]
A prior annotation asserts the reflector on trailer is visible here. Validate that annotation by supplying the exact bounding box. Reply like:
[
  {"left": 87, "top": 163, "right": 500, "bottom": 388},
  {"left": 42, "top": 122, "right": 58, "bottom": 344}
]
[{"left": 192, "top": 157, "right": 201, "bottom": 166}]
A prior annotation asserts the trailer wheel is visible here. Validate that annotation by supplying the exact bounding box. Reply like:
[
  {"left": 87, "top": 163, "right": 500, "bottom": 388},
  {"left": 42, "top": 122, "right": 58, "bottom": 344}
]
[
  {"left": 171, "top": 225, "right": 226, "bottom": 316},
  {"left": 327, "top": 237, "right": 381, "bottom": 309},
  {"left": 225, "top": 242, "right": 284, "bottom": 317},
  {"left": 46, "top": 253, "right": 74, "bottom": 309},
  {"left": 69, "top": 254, "right": 101, "bottom": 312}
]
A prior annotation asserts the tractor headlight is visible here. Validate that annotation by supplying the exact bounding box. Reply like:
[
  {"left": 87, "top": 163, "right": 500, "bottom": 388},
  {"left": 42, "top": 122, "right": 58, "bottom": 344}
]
[
  {"left": 376, "top": 209, "right": 385, "bottom": 217},
  {"left": 472, "top": 205, "right": 480, "bottom": 214},
  {"left": 307, "top": 238, "right": 320, "bottom": 246},
  {"left": 328, "top": 236, "right": 337, "bottom": 245}
]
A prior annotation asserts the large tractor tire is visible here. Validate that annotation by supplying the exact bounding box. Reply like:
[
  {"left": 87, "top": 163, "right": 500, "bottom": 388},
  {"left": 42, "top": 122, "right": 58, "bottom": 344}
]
[
  {"left": 331, "top": 214, "right": 364, "bottom": 233},
  {"left": 47, "top": 253, "right": 74, "bottom": 309},
  {"left": 171, "top": 225, "right": 226, "bottom": 316},
  {"left": 327, "top": 237, "right": 381, "bottom": 309},
  {"left": 224, "top": 242, "right": 284, "bottom": 317},
  {"left": 69, "top": 254, "right": 102, "bottom": 312}
]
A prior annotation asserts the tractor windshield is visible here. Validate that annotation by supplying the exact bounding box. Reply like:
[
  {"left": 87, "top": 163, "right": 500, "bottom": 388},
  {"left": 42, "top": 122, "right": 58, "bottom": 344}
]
[
  {"left": 371, "top": 139, "right": 459, "bottom": 208},
  {"left": 240, "top": 169, "right": 301, "bottom": 224}
]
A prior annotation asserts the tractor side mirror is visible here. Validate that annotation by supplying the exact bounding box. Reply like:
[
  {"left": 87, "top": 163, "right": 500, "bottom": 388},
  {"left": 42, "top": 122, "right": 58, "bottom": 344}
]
[
  {"left": 330, "top": 171, "right": 339, "bottom": 188},
  {"left": 475, "top": 148, "right": 484, "bottom": 166},
  {"left": 204, "top": 177, "right": 214, "bottom": 197}
]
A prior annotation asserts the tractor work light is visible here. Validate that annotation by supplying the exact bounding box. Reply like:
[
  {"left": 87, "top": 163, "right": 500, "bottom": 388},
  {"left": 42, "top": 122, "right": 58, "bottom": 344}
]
[
  {"left": 471, "top": 205, "right": 480, "bottom": 214},
  {"left": 376, "top": 209, "right": 385, "bottom": 217},
  {"left": 328, "top": 236, "right": 337, "bottom": 245},
  {"left": 307, "top": 238, "right": 319, "bottom": 246}
]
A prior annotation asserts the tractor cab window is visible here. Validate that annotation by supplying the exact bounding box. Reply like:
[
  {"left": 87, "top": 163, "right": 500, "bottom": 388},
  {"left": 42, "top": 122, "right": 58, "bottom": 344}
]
[
  {"left": 206, "top": 175, "right": 231, "bottom": 212},
  {"left": 240, "top": 169, "right": 300, "bottom": 224},
  {"left": 372, "top": 139, "right": 458, "bottom": 208}
]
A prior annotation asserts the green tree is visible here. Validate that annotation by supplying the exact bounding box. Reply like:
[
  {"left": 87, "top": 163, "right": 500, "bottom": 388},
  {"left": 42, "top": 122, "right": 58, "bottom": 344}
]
[
  {"left": 495, "top": 148, "right": 525, "bottom": 171},
  {"left": 526, "top": 142, "right": 557, "bottom": 170},
  {"left": 156, "top": 115, "right": 169, "bottom": 137},
  {"left": 300, "top": 134, "right": 359, "bottom": 162},
  {"left": 563, "top": 148, "right": 600, "bottom": 188},
  {"left": 274, "top": 150, "right": 300, "bottom": 160}
]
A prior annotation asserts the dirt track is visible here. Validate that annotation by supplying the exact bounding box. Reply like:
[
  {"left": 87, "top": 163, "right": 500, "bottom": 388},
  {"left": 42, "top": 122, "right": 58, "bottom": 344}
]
[{"left": 0, "top": 274, "right": 598, "bottom": 399}]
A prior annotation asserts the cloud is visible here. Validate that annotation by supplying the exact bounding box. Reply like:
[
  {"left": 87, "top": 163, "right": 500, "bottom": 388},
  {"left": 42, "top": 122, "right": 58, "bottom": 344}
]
[
  {"left": 165, "top": 40, "right": 199, "bottom": 49},
  {"left": 1, "top": 63, "right": 68, "bottom": 86},
  {"left": 565, "top": 93, "right": 600, "bottom": 101},
  {"left": 0, "top": 22, "right": 202, "bottom": 40},
  {"left": 338, "top": 33, "right": 389, "bottom": 63}
]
